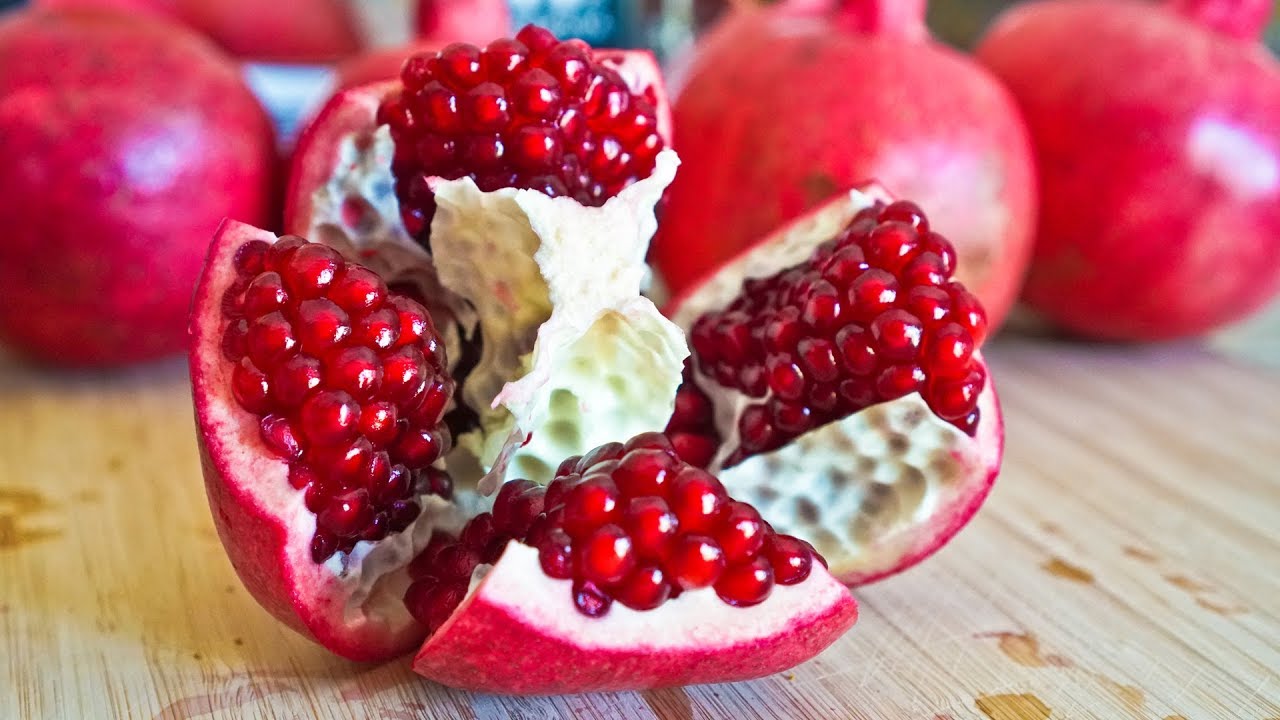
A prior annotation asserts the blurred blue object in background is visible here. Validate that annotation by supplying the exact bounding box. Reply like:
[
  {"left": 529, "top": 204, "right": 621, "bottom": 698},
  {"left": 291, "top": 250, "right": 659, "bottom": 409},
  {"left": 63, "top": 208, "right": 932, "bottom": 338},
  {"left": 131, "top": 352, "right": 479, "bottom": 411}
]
[{"left": 0, "top": 0, "right": 25, "bottom": 13}]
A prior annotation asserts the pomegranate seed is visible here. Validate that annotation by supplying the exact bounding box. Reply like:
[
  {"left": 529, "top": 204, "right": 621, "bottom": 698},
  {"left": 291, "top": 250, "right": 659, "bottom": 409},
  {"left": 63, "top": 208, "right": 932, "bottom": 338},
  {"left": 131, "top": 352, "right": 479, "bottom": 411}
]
[
  {"left": 317, "top": 489, "right": 372, "bottom": 537},
  {"left": 765, "top": 534, "right": 814, "bottom": 585},
  {"left": 539, "top": 529, "right": 574, "bottom": 578},
  {"left": 270, "top": 354, "right": 323, "bottom": 408},
  {"left": 871, "top": 309, "right": 924, "bottom": 362},
  {"left": 667, "top": 467, "right": 727, "bottom": 534},
  {"left": 573, "top": 579, "right": 612, "bottom": 617},
  {"left": 715, "top": 502, "right": 766, "bottom": 564},
  {"left": 613, "top": 448, "right": 676, "bottom": 497},
  {"left": 324, "top": 346, "right": 383, "bottom": 401},
  {"left": 576, "top": 525, "right": 635, "bottom": 585},
  {"left": 624, "top": 496, "right": 678, "bottom": 560},
  {"left": 243, "top": 272, "right": 289, "bottom": 318},
  {"left": 299, "top": 390, "right": 361, "bottom": 445},
  {"left": 666, "top": 535, "right": 725, "bottom": 590},
  {"left": 715, "top": 557, "right": 775, "bottom": 607},
  {"left": 260, "top": 415, "right": 304, "bottom": 459},
  {"left": 282, "top": 243, "right": 342, "bottom": 299},
  {"left": 353, "top": 308, "right": 401, "bottom": 350},
  {"left": 613, "top": 566, "right": 671, "bottom": 610},
  {"left": 382, "top": 25, "right": 665, "bottom": 245},
  {"left": 328, "top": 264, "right": 388, "bottom": 313},
  {"left": 392, "top": 426, "right": 443, "bottom": 466},
  {"left": 234, "top": 239, "right": 269, "bottom": 274},
  {"left": 231, "top": 359, "right": 272, "bottom": 414},
  {"left": 561, "top": 475, "right": 622, "bottom": 539},
  {"left": 246, "top": 312, "right": 298, "bottom": 370},
  {"left": 294, "top": 299, "right": 352, "bottom": 355}
]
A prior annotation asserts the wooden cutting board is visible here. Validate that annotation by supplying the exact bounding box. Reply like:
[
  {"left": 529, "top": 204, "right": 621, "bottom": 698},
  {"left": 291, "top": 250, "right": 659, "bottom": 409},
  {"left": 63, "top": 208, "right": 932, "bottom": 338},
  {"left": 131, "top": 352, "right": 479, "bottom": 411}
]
[{"left": 2, "top": 330, "right": 1278, "bottom": 720}]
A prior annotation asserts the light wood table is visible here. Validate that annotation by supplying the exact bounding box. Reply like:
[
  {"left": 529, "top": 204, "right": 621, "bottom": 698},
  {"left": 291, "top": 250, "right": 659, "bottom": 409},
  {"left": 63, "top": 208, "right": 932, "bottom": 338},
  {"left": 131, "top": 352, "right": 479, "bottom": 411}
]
[{"left": 2, "top": 328, "right": 1277, "bottom": 719}]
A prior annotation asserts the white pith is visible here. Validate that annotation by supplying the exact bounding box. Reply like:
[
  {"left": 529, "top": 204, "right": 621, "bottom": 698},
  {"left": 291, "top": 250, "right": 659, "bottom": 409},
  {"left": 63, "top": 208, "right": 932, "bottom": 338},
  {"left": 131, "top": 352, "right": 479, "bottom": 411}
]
[
  {"left": 443, "top": 542, "right": 850, "bottom": 649},
  {"left": 193, "top": 222, "right": 476, "bottom": 636},
  {"left": 670, "top": 187, "right": 1001, "bottom": 581}
]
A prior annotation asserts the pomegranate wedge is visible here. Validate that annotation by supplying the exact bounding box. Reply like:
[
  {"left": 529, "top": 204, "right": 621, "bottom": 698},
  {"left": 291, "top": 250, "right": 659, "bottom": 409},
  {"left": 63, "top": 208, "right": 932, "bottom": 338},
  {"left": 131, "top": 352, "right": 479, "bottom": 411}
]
[{"left": 666, "top": 186, "right": 1004, "bottom": 585}]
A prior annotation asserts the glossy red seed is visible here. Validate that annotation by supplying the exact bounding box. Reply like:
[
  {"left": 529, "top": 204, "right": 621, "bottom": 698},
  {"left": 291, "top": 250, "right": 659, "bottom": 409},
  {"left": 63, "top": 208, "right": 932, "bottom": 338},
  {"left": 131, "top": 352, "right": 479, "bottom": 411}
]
[
  {"left": 243, "top": 271, "right": 289, "bottom": 318},
  {"left": 612, "top": 566, "right": 671, "bottom": 611},
  {"left": 231, "top": 359, "right": 272, "bottom": 414},
  {"left": 259, "top": 415, "right": 304, "bottom": 459},
  {"left": 353, "top": 308, "right": 400, "bottom": 350},
  {"left": 246, "top": 312, "right": 298, "bottom": 370},
  {"left": 282, "top": 243, "right": 342, "bottom": 300},
  {"left": 324, "top": 346, "right": 382, "bottom": 401},
  {"left": 665, "top": 535, "right": 725, "bottom": 590},
  {"left": 612, "top": 448, "right": 675, "bottom": 497},
  {"left": 765, "top": 534, "right": 814, "bottom": 585},
  {"left": 561, "top": 475, "right": 622, "bottom": 539},
  {"left": 715, "top": 501, "right": 766, "bottom": 564},
  {"left": 393, "top": 426, "right": 443, "bottom": 466},
  {"left": 538, "top": 528, "right": 574, "bottom": 579},
  {"left": 317, "top": 489, "right": 372, "bottom": 537},
  {"left": 625, "top": 496, "right": 678, "bottom": 560},
  {"left": 294, "top": 299, "right": 351, "bottom": 355},
  {"left": 871, "top": 309, "right": 924, "bottom": 362},
  {"left": 328, "top": 265, "right": 388, "bottom": 313},
  {"left": 715, "top": 556, "right": 775, "bottom": 607},
  {"left": 270, "top": 354, "right": 323, "bottom": 408},
  {"left": 572, "top": 579, "right": 612, "bottom": 617},
  {"left": 299, "top": 390, "right": 360, "bottom": 445},
  {"left": 667, "top": 467, "right": 727, "bottom": 535},
  {"left": 576, "top": 524, "right": 634, "bottom": 585}
]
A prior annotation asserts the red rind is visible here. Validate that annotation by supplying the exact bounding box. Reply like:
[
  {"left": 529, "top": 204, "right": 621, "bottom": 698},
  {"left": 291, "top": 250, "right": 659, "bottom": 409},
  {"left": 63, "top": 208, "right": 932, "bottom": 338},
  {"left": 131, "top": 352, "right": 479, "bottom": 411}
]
[
  {"left": 190, "top": 220, "right": 425, "bottom": 661},
  {"left": 411, "top": 543, "right": 857, "bottom": 693}
]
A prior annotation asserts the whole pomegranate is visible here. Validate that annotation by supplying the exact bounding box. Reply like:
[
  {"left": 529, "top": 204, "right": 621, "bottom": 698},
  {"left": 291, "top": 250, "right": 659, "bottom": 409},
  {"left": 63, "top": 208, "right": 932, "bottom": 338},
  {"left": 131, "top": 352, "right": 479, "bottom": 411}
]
[
  {"left": 34, "top": 0, "right": 362, "bottom": 62},
  {"left": 977, "top": 0, "right": 1280, "bottom": 340},
  {"left": 652, "top": 0, "right": 1036, "bottom": 333},
  {"left": 0, "top": 9, "right": 275, "bottom": 365}
]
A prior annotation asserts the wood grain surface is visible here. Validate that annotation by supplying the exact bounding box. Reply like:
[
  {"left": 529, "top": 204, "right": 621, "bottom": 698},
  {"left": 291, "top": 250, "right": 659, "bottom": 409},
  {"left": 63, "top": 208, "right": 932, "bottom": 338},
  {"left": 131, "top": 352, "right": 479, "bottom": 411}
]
[{"left": 2, "top": 326, "right": 1278, "bottom": 719}]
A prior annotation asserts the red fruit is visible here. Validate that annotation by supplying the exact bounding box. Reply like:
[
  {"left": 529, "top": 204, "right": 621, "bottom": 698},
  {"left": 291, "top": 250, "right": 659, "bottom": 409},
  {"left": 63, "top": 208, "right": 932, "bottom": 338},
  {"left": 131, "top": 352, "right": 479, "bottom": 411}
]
[
  {"left": 35, "top": 0, "right": 361, "bottom": 62},
  {"left": 417, "top": 0, "right": 512, "bottom": 46},
  {"left": 977, "top": 0, "right": 1280, "bottom": 340},
  {"left": 665, "top": 186, "right": 1004, "bottom": 586},
  {"left": 654, "top": 0, "right": 1035, "bottom": 334},
  {"left": 0, "top": 9, "right": 273, "bottom": 365}
]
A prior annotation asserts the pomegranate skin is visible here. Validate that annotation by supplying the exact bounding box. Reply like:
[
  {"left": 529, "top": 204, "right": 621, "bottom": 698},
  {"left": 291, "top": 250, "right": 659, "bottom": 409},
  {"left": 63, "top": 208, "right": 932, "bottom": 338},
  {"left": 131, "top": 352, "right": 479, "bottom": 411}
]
[
  {"left": 34, "top": 0, "right": 362, "bottom": 62},
  {"left": 653, "top": 0, "right": 1037, "bottom": 334},
  {"left": 0, "top": 10, "right": 274, "bottom": 366},
  {"left": 977, "top": 0, "right": 1280, "bottom": 341}
]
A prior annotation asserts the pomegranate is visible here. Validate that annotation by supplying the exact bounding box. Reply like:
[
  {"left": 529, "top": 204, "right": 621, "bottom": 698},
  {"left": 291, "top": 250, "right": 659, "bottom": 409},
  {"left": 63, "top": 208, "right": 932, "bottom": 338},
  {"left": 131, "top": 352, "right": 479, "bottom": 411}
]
[
  {"left": 653, "top": 0, "right": 1036, "bottom": 333},
  {"left": 0, "top": 8, "right": 274, "bottom": 366},
  {"left": 34, "top": 0, "right": 362, "bottom": 62},
  {"left": 666, "top": 185, "right": 1003, "bottom": 585},
  {"left": 977, "top": 0, "right": 1280, "bottom": 340},
  {"left": 191, "top": 220, "right": 856, "bottom": 687},
  {"left": 417, "top": 0, "right": 512, "bottom": 44}
]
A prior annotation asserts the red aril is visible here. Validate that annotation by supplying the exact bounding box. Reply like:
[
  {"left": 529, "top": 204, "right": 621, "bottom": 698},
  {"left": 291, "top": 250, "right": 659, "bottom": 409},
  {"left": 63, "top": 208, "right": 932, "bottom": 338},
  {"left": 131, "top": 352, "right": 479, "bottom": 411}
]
[
  {"left": 976, "top": 0, "right": 1280, "bottom": 340},
  {"left": 34, "top": 0, "right": 362, "bottom": 62},
  {"left": 0, "top": 9, "right": 274, "bottom": 365},
  {"left": 666, "top": 185, "right": 1004, "bottom": 585},
  {"left": 654, "top": 0, "right": 1036, "bottom": 334}
]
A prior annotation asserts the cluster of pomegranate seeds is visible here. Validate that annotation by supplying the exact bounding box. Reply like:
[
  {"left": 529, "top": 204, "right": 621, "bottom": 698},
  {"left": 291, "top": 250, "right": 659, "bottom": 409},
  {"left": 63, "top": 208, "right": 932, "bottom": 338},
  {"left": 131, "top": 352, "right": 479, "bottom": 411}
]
[
  {"left": 403, "top": 433, "right": 821, "bottom": 626},
  {"left": 377, "top": 24, "right": 665, "bottom": 243},
  {"left": 668, "top": 201, "right": 989, "bottom": 467},
  {"left": 219, "top": 236, "right": 455, "bottom": 563}
]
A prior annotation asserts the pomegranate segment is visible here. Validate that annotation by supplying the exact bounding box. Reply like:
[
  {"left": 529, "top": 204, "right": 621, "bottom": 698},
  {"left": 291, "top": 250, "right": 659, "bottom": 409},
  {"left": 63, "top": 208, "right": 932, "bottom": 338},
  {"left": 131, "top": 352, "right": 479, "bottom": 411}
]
[
  {"left": 379, "top": 24, "right": 667, "bottom": 242},
  {"left": 403, "top": 433, "right": 823, "bottom": 630},
  {"left": 402, "top": 436, "right": 856, "bottom": 693},
  {"left": 218, "top": 234, "right": 455, "bottom": 563},
  {"left": 668, "top": 198, "right": 988, "bottom": 468},
  {"left": 667, "top": 186, "right": 1004, "bottom": 586}
]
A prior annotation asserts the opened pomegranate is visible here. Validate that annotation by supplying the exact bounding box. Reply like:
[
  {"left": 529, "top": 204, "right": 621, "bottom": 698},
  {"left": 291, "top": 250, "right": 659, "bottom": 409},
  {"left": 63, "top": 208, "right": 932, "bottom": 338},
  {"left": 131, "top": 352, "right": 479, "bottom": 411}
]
[
  {"left": 34, "top": 0, "right": 361, "bottom": 62},
  {"left": 977, "top": 0, "right": 1280, "bottom": 340},
  {"left": 666, "top": 185, "right": 1003, "bottom": 585},
  {"left": 654, "top": 0, "right": 1035, "bottom": 333},
  {"left": 0, "top": 8, "right": 274, "bottom": 365},
  {"left": 192, "top": 221, "right": 856, "bottom": 688}
]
